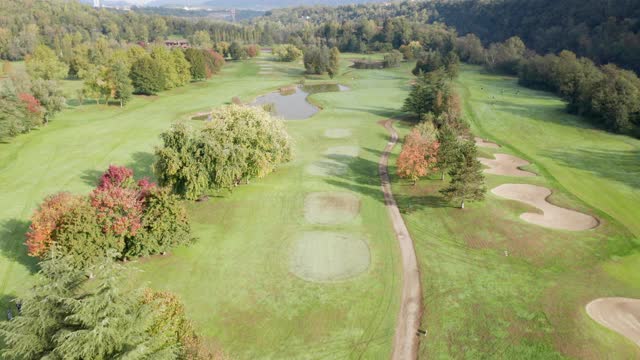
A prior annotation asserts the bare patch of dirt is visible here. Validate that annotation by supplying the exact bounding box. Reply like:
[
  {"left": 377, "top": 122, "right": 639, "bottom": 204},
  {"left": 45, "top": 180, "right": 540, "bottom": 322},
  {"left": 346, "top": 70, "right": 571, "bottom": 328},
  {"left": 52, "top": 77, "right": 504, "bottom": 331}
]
[{"left": 304, "top": 192, "right": 360, "bottom": 225}]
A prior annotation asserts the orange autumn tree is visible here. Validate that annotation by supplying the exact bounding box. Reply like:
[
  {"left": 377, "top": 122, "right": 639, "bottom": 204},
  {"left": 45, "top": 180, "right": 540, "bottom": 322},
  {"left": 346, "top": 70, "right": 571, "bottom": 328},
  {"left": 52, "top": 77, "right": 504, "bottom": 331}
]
[
  {"left": 25, "top": 192, "right": 79, "bottom": 257},
  {"left": 397, "top": 128, "right": 440, "bottom": 185}
]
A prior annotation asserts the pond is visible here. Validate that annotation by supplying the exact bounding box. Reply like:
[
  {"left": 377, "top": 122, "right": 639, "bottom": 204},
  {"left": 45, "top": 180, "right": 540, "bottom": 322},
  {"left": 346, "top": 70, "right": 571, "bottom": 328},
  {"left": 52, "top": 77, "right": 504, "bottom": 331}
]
[{"left": 251, "top": 84, "right": 349, "bottom": 120}]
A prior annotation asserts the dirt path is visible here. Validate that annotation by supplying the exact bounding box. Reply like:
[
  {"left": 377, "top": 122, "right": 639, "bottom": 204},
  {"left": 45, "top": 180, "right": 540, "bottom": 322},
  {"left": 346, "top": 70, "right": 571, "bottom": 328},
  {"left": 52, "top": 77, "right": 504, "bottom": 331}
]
[{"left": 379, "top": 119, "right": 423, "bottom": 360}]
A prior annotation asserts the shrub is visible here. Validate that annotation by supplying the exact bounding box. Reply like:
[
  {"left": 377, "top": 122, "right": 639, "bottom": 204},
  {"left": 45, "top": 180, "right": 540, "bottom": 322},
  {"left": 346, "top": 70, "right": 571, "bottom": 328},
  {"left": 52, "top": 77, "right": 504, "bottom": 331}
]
[
  {"left": 383, "top": 50, "right": 403, "bottom": 68},
  {"left": 245, "top": 44, "right": 260, "bottom": 58},
  {"left": 26, "top": 166, "right": 193, "bottom": 266},
  {"left": 273, "top": 44, "right": 303, "bottom": 62}
]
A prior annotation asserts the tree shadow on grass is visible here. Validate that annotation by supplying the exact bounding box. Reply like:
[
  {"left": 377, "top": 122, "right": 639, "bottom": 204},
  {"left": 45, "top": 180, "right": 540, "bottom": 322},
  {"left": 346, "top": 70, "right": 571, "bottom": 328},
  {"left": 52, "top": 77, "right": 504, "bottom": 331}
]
[
  {"left": 127, "top": 152, "right": 156, "bottom": 180},
  {"left": 0, "top": 219, "right": 38, "bottom": 274},
  {"left": 80, "top": 152, "right": 156, "bottom": 188},
  {"left": 542, "top": 147, "right": 640, "bottom": 190}
]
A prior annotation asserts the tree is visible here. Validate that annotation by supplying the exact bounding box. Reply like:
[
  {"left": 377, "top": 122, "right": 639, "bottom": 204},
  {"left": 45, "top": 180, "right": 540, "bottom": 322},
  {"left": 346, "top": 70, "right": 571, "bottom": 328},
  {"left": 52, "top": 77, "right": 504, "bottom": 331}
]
[
  {"left": 229, "top": 41, "right": 247, "bottom": 60},
  {"left": 126, "top": 187, "right": 192, "bottom": 258},
  {"left": 245, "top": 44, "right": 260, "bottom": 58},
  {"left": 397, "top": 128, "right": 440, "bottom": 184},
  {"left": 130, "top": 57, "right": 165, "bottom": 95},
  {"left": 273, "top": 44, "right": 302, "bottom": 62},
  {"left": 440, "top": 140, "right": 485, "bottom": 209},
  {"left": 184, "top": 48, "right": 206, "bottom": 81},
  {"left": 383, "top": 50, "right": 403, "bottom": 68},
  {"left": 151, "top": 45, "right": 180, "bottom": 90},
  {"left": 189, "top": 30, "right": 212, "bottom": 49},
  {"left": 403, "top": 69, "right": 450, "bottom": 118},
  {"left": 171, "top": 48, "right": 191, "bottom": 86},
  {"left": 25, "top": 45, "right": 68, "bottom": 80},
  {"left": 110, "top": 61, "right": 133, "bottom": 107},
  {"left": 202, "top": 50, "right": 225, "bottom": 78},
  {"left": 155, "top": 106, "right": 292, "bottom": 199},
  {"left": 435, "top": 125, "right": 458, "bottom": 180},
  {"left": 303, "top": 46, "right": 330, "bottom": 75},
  {"left": 30, "top": 79, "right": 65, "bottom": 122},
  {"left": 328, "top": 47, "right": 340, "bottom": 78},
  {"left": 0, "top": 256, "right": 183, "bottom": 359},
  {"left": 25, "top": 193, "right": 80, "bottom": 258}
]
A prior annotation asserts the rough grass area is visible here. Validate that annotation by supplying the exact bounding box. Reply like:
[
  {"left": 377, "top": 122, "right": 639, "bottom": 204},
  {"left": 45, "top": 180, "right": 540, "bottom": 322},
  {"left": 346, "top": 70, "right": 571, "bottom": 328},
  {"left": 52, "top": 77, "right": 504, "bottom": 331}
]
[
  {"left": 289, "top": 231, "right": 371, "bottom": 282},
  {"left": 389, "top": 65, "right": 640, "bottom": 359},
  {"left": 304, "top": 192, "right": 360, "bottom": 225}
]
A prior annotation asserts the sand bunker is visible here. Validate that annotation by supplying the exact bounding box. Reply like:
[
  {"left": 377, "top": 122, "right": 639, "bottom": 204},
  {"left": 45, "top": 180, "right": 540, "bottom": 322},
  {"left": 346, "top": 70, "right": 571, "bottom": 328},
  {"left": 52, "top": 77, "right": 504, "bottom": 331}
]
[
  {"left": 586, "top": 298, "right": 640, "bottom": 346},
  {"left": 492, "top": 184, "right": 598, "bottom": 231},
  {"left": 324, "top": 128, "right": 352, "bottom": 139},
  {"left": 306, "top": 160, "right": 348, "bottom": 176},
  {"left": 324, "top": 146, "right": 359, "bottom": 160},
  {"left": 475, "top": 137, "right": 501, "bottom": 148},
  {"left": 304, "top": 192, "right": 360, "bottom": 225},
  {"left": 289, "top": 231, "right": 370, "bottom": 282},
  {"left": 479, "top": 154, "right": 536, "bottom": 177}
]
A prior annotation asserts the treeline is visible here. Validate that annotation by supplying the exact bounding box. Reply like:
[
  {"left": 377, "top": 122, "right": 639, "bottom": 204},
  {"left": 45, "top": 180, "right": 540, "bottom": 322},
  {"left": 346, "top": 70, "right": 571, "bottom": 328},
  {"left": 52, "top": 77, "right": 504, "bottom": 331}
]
[
  {"left": 456, "top": 35, "right": 640, "bottom": 135},
  {"left": 400, "top": 59, "right": 486, "bottom": 209},
  {"left": 262, "top": 0, "right": 640, "bottom": 74}
]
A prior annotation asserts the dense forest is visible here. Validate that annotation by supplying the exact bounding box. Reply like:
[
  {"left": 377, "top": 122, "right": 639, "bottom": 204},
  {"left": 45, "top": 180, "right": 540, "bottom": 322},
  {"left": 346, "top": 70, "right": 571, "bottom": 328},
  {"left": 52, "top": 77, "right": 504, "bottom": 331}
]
[
  {"left": 262, "top": 0, "right": 640, "bottom": 73},
  {"left": 0, "top": 0, "right": 639, "bottom": 136}
]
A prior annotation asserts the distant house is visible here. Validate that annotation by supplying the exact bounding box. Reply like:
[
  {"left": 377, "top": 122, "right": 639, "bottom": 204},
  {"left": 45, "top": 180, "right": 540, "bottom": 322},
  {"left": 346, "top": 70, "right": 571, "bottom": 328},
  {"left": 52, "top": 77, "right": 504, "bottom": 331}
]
[{"left": 164, "top": 39, "right": 190, "bottom": 49}]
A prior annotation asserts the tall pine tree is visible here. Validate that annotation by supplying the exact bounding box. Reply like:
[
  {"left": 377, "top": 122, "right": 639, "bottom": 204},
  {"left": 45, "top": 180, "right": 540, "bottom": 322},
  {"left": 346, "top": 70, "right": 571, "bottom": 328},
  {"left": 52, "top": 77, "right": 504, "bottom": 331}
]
[{"left": 440, "top": 140, "right": 486, "bottom": 209}]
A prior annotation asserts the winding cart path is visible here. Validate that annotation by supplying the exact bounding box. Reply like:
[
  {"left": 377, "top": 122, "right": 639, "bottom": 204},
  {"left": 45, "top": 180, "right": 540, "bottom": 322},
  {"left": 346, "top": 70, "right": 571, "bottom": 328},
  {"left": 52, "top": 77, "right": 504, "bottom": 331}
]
[{"left": 379, "top": 119, "right": 423, "bottom": 360}]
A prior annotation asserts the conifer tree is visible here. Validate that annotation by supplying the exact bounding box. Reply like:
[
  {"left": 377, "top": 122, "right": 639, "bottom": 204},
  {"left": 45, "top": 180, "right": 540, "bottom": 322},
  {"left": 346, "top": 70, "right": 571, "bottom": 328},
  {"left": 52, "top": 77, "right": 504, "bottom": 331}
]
[
  {"left": 440, "top": 140, "right": 486, "bottom": 209},
  {"left": 435, "top": 124, "right": 458, "bottom": 180}
]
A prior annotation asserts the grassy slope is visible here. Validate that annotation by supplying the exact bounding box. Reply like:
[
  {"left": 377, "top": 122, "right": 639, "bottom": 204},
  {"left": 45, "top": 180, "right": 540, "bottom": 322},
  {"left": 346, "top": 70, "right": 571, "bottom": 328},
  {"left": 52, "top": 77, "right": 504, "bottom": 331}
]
[
  {"left": 0, "top": 56, "right": 406, "bottom": 358},
  {"left": 390, "top": 65, "right": 640, "bottom": 358}
]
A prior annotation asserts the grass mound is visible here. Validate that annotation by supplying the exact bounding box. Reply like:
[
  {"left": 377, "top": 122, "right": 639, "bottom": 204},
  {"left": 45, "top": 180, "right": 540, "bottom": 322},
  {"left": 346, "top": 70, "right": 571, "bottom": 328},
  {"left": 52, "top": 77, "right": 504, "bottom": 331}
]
[
  {"left": 306, "top": 160, "right": 348, "bottom": 176},
  {"left": 304, "top": 192, "right": 360, "bottom": 225},
  {"left": 289, "top": 231, "right": 370, "bottom": 282},
  {"left": 324, "top": 128, "right": 352, "bottom": 139}
]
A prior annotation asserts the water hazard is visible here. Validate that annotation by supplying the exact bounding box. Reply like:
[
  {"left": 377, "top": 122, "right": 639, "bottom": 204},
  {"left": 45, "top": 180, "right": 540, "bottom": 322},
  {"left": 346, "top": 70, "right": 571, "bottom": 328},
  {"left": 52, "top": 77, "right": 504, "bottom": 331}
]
[{"left": 251, "top": 84, "right": 349, "bottom": 120}]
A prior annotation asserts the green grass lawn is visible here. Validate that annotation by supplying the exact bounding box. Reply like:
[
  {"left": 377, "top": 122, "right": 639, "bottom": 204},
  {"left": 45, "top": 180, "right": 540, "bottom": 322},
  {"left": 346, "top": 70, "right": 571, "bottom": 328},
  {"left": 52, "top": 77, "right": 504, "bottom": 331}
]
[
  {"left": 0, "top": 55, "right": 409, "bottom": 358},
  {"left": 390, "top": 65, "right": 640, "bottom": 358}
]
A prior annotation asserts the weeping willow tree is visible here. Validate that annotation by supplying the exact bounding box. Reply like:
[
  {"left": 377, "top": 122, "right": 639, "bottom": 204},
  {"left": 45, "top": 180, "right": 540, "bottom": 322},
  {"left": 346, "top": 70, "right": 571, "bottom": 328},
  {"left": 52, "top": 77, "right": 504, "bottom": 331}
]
[{"left": 154, "top": 105, "right": 293, "bottom": 200}]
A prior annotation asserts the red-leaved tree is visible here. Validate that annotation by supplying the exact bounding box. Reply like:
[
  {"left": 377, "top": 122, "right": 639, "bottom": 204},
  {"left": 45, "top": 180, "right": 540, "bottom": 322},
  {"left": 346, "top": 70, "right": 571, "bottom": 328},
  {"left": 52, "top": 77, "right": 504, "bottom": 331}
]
[
  {"left": 98, "top": 165, "right": 134, "bottom": 189},
  {"left": 18, "top": 93, "right": 43, "bottom": 115},
  {"left": 90, "top": 185, "right": 144, "bottom": 238},
  {"left": 25, "top": 192, "right": 79, "bottom": 257},
  {"left": 397, "top": 128, "right": 440, "bottom": 185}
]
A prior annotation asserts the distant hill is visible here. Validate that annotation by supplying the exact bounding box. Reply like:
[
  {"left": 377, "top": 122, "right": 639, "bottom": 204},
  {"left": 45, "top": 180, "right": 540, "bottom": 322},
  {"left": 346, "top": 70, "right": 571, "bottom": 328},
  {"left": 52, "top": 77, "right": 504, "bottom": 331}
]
[{"left": 145, "top": 0, "right": 389, "bottom": 10}]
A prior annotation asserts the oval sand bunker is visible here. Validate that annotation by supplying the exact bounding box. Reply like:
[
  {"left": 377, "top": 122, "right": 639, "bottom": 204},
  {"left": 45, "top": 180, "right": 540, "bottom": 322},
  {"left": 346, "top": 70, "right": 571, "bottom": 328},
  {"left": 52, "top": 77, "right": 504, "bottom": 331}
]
[
  {"left": 324, "top": 128, "right": 352, "bottom": 139},
  {"left": 289, "top": 231, "right": 370, "bottom": 282},
  {"left": 479, "top": 154, "right": 536, "bottom": 177},
  {"left": 492, "top": 184, "right": 598, "bottom": 231},
  {"left": 304, "top": 192, "right": 360, "bottom": 224},
  {"left": 475, "top": 137, "right": 500, "bottom": 148},
  {"left": 586, "top": 297, "right": 640, "bottom": 346}
]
